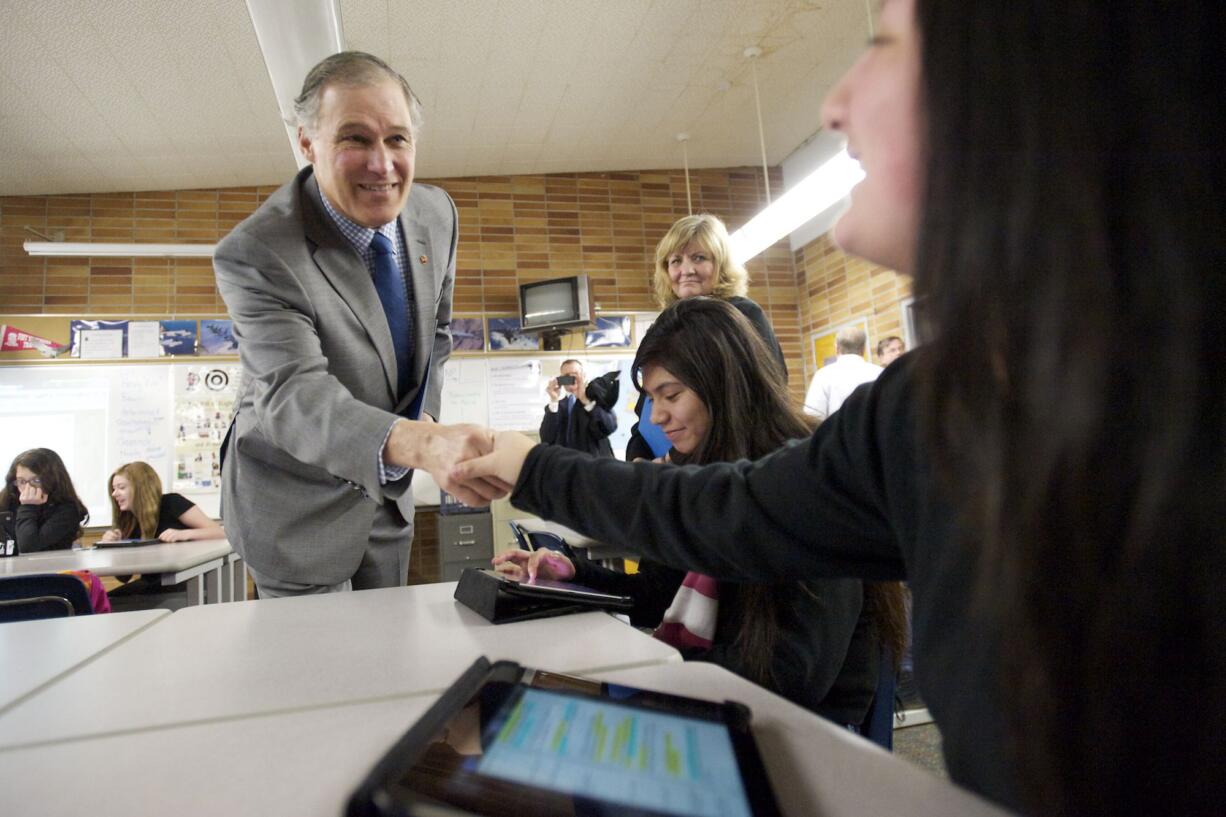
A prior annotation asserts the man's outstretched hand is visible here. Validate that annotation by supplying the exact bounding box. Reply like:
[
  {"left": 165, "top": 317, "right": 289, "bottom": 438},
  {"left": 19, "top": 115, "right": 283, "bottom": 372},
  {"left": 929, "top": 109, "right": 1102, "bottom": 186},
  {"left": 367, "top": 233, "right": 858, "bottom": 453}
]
[{"left": 385, "top": 421, "right": 513, "bottom": 506}]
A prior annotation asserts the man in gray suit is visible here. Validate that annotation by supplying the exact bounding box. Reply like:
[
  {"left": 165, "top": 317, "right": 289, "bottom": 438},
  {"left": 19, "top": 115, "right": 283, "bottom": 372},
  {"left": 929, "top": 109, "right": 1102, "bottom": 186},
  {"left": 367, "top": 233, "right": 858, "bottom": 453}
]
[{"left": 214, "top": 52, "right": 494, "bottom": 597}]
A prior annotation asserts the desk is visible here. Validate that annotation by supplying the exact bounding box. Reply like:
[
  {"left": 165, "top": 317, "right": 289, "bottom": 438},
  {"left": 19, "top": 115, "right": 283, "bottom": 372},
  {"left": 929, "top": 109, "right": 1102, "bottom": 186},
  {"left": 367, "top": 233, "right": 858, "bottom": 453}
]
[
  {"left": 0, "top": 662, "right": 1008, "bottom": 817},
  {"left": 0, "top": 580, "right": 679, "bottom": 750},
  {"left": 0, "top": 538, "right": 236, "bottom": 606},
  {"left": 0, "top": 609, "right": 169, "bottom": 714}
]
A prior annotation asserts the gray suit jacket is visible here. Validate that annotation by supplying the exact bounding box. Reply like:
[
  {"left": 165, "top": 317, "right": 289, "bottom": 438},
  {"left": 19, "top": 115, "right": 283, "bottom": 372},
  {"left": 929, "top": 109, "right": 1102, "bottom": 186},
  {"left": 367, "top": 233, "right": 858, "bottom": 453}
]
[{"left": 214, "top": 167, "right": 456, "bottom": 584}]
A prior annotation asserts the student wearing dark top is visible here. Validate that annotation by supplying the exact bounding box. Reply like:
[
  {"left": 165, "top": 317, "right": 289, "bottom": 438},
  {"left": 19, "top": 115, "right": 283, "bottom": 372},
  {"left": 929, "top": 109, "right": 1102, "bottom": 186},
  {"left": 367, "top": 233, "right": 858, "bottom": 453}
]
[
  {"left": 0, "top": 448, "right": 89, "bottom": 553},
  {"left": 494, "top": 298, "right": 907, "bottom": 730},
  {"left": 625, "top": 213, "right": 786, "bottom": 461},
  {"left": 453, "top": 1, "right": 1222, "bottom": 814},
  {"left": 99, "top": 461, "right": 223, "bottom": 543}
]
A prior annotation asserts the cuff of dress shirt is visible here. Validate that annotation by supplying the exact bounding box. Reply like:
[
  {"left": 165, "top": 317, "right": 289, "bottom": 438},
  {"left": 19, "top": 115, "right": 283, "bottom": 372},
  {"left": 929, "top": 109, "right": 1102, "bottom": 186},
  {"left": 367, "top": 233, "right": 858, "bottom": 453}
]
[
  {"left": 547, "top": 402, "right": 559, "bottom": 412},
  {"left": 378, "top": 419, "right": 410, "bottom": 484}
]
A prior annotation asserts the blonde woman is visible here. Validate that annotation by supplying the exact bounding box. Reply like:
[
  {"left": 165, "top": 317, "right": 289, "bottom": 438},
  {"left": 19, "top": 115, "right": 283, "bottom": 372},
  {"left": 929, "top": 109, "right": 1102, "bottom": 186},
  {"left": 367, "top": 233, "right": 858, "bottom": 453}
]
[
  {"left": 100, "top": 461, "right": 223, "bottom": 543},
  {"left": 628, "top": 213, "right": 786, "bottom": 460}
]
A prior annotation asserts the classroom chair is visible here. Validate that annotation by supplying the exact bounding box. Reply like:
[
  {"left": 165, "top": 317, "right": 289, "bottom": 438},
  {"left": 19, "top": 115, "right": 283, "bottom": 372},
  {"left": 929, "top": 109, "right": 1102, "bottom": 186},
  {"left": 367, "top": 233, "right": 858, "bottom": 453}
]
[{"left": 0, "top": 573, "right": 95, "bottom": 623}]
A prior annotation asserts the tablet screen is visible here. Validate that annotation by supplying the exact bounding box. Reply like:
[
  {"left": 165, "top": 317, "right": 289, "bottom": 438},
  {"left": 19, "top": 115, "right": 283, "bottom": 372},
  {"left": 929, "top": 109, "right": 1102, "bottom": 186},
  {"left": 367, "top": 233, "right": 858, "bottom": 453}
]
[
  {"left": 476, "top": 686, "right": 751, "bottom": 817},
  {"left": 384, "top": 668, "right": 771, "bottom": 817}
]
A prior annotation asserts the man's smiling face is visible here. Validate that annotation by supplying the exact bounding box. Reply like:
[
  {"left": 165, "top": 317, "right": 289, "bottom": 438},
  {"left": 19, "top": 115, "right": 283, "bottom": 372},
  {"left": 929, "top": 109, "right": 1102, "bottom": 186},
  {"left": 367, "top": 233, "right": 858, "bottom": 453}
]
[{"left": 298, "top": 79, "right": 416, "bottom": 227}]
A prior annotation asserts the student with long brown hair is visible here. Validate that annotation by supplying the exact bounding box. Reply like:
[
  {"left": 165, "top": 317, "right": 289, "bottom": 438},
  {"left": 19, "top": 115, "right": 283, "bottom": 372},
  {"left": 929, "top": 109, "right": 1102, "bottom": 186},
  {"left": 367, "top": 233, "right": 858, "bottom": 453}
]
[
  {"left": 0, "top": 448, "right": 89, "bottom": 553},
  {"left": 495, "top": 297, "right": 907, "bottom": 731},
  {"left": 100, "top": 461, "right": 223, "bottom": 543}
]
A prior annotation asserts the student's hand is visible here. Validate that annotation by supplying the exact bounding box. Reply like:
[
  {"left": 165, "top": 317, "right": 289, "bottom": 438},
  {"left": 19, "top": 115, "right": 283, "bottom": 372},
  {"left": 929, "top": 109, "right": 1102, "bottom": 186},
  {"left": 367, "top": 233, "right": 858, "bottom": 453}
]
[
  {"left": 652, "top": 452, "right": 672, "bottom": 464},
  {"left": 546, "top": 378, "right": 561, "bottom": 402},
  {"left": 451, "top": 431, "right": 537, "bottom": 500},
  {"left": 100, "top": 528, "right": 123, "bottom": 543},
  {"left": 159, "top": 528, "right": 193, "bottom": 542},
  {"left": 492, "top": 549, "right": 576, "bottom": 583},
  {"left": 386, "top": 421, "right": 510, "bottom": 507},
  {"left": 18, "top": 483, "right": 47, "bottom": 505}
]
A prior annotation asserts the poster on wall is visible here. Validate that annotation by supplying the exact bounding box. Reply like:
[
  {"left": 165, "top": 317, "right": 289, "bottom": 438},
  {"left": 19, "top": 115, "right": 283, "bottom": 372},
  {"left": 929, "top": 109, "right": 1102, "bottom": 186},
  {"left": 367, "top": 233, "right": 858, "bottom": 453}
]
[
  {"left": 486, "top": 358, "right": 545, "bottom": 429},
  {"left": 487, "top": 317, "right": 540, "bottom": 352},
  {"left": 810, "top": 317, "right": 872, "bottom": 372},
  {"left": 160, "top": 320, "right": 198, "bottom": 355},
  {"left": 70, "top": 319, "right": 129, "bottom": 357},
  {"left": 585, "top": 316, "right": 631, "bottom": 348},
  {"left": 199, "top": 320, "right": 238, "bottom": 354},
  {"left": 172, "top": 364, "right": 241, "bottom": 491},
  {"left": 450, "top": 317, "right": 485, "bottom": 352}
]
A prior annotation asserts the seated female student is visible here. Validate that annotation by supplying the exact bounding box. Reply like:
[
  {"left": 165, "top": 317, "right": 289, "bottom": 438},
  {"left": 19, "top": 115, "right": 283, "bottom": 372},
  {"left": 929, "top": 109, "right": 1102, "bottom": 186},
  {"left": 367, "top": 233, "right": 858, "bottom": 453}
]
[
  {"left": 0, "top": 448, "right": 89, "bottom": 553},
  {"left": 99, "top": 461, "right": 223, "bottom": 543},
  {"left": 494, "top": 297, "right": 907, "bottom": 730}
]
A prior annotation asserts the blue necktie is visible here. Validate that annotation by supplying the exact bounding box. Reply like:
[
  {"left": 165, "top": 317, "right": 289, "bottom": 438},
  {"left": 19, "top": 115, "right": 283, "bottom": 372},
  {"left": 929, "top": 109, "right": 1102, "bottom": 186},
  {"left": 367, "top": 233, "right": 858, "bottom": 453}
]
[{"left": 370, "top": 232, "right": 412, "bottom": 399}]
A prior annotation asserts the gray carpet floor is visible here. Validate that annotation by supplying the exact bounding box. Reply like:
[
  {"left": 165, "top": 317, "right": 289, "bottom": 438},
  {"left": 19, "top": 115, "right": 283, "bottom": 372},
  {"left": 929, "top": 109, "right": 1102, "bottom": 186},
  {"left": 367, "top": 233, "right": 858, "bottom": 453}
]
[{"left": 893, "top": 722, "right": 947, "bottom": 778}]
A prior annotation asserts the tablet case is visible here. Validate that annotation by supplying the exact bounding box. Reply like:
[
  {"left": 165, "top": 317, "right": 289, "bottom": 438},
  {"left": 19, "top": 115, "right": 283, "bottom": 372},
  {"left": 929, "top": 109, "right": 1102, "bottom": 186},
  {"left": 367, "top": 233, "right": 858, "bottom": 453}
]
[{"left": 453, "top": 567, "right": 630, "bottom": 624}]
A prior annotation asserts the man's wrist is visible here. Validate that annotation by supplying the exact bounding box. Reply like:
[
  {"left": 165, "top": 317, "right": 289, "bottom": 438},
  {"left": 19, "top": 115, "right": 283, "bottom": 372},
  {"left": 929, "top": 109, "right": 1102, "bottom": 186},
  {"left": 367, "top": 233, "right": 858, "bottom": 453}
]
[{"left": 385, "top": 419, "right": 432, "bottom": 470}]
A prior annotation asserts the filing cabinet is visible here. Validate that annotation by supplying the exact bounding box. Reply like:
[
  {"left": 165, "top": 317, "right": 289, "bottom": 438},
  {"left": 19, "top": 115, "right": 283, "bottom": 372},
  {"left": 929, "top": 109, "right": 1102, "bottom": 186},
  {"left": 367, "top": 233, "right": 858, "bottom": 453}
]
[{"left": 439, "top": 511, "right": 493, "bottom": 582}]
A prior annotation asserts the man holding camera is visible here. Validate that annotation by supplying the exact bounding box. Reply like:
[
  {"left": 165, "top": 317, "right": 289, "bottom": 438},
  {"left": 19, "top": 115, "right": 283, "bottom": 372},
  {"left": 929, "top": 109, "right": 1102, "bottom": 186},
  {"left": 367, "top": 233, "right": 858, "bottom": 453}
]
[{"left": 539, "top": 359, "right": 616, "bottom": 457}]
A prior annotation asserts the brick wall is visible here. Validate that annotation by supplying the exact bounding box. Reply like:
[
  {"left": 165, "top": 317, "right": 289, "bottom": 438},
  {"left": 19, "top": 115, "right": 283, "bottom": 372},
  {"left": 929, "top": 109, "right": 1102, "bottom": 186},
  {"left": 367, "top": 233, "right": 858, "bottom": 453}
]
[{"left": 794, "top": 232, "right": 913, "bottom": 381}]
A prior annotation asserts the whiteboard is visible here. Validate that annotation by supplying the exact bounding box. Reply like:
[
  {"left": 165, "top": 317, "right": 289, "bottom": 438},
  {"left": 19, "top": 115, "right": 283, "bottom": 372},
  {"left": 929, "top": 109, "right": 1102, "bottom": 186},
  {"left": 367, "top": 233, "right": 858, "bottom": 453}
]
[
  {"left": 0, "top": 364, "right": 177, "bottom": 527},
  {"left": 437, "top": 353, "right": 640, "bottom": 455}
]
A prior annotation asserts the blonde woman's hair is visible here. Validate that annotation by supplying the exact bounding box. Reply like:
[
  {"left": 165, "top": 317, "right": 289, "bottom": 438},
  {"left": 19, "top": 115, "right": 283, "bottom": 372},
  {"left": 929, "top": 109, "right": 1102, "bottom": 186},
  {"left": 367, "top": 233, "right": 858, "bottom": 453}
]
[
  {"left": 110, "top": 461, "right": 163, "bottom": 539},
  {"left": 652, "top": 214, "right": 749, "bottom": 308}
]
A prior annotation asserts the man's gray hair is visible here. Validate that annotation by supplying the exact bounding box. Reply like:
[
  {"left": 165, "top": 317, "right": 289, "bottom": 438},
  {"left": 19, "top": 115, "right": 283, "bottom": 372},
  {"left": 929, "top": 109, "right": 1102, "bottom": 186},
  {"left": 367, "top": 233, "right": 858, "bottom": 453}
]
[
  {"left": 835, "top": 325, "right": 868, "bottom": 355},
  {"left": 293, "top": 51, "right": 422, "bottom": 134}
]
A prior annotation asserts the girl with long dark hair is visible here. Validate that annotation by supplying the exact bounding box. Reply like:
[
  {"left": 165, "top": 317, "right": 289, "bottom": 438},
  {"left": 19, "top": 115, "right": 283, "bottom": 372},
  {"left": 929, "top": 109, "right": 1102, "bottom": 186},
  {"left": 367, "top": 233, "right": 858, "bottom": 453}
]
[
  {"left": 495, "top": 297, "right": 907, "bottom": 730},
  {"left": 454, "top": 0, "right": 1224, "bottom": 813},
  {"left": 0, "top": 448, "right": 89, "bottom": 553}
]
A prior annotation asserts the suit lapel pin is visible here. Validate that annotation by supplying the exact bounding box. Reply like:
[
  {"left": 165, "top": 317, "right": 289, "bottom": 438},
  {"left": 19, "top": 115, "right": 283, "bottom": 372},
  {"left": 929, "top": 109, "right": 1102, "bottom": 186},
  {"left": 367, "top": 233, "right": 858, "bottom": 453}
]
[{"left": 418, "top": 254, "right": 429, "bottom": 264}]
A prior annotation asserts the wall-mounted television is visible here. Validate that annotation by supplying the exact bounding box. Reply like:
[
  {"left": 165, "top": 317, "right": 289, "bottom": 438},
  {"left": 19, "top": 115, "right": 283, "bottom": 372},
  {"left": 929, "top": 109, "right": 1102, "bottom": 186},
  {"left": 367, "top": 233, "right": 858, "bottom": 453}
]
[{"left": 518, "top": 275, "right": 595, "bottom": 335}]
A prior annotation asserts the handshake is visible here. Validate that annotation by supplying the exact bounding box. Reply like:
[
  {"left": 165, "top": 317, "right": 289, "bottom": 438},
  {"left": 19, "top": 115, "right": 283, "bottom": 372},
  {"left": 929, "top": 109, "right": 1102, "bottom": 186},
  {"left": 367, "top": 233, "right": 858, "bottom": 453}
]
[{"left": 383, "top": 421, "right": 539, "bottom": 507}]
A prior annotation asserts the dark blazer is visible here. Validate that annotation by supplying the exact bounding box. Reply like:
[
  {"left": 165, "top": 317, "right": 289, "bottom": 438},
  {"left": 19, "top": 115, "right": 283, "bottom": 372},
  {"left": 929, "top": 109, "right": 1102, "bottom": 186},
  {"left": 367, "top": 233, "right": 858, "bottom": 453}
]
[
  {"left": 214, "top": 167, "right": 457, "bottom": 585},
  {"left": 539, "top": 396, "right": 616, "bottom": 457}
]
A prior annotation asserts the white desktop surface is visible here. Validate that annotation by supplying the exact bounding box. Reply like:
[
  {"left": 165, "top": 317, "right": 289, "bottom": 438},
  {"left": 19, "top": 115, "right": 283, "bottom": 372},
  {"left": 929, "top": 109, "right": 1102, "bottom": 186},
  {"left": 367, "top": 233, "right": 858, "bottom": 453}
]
[
  {"left": 0, "top": 609, "right": 170, "bottom": 712},
  {"left": 0, "top": 694, "right": 436, "bottom": 817},
  {"left": 0, "top": 580, "right": 678, "bottom": 749},
  {"left": 599, "top": 662, "right": 1011, "bottom": 817},
  {"left": 0, "top": 538, "right": 232, "bottom": 577},
  {"left": 0, "top": 661, "right": 1009, "bottom": 817}
]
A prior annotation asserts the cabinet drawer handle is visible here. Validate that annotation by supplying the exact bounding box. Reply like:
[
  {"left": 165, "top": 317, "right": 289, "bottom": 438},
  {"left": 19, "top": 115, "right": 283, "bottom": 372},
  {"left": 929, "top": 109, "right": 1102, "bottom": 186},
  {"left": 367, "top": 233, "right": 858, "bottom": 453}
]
[{"left": 455, "top": 539, "right": 477, "bottom": 546}]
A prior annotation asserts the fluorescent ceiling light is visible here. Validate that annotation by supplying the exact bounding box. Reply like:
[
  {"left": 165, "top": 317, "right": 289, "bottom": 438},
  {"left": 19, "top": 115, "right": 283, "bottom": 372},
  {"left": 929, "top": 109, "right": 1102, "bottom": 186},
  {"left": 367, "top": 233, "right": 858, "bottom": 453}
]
[
  {"left": 729, "top": 149, "right": 865, "bottom": 265},
  {"left": 24, "top": 241, "right": 216, "bottom": 258}
]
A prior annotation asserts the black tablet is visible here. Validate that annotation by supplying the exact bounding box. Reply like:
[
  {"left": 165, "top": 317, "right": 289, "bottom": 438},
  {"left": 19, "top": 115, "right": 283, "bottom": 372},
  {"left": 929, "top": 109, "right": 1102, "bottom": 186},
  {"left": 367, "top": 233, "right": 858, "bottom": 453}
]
[
  {"left": 347, "top": 658, "right": 781, "bottom": 817},
  {"left": 94, "top": 538, "right": 161, "bottom": 548},
  {"left": 495, "top": 571, "right": 633, "bottom": 608}
]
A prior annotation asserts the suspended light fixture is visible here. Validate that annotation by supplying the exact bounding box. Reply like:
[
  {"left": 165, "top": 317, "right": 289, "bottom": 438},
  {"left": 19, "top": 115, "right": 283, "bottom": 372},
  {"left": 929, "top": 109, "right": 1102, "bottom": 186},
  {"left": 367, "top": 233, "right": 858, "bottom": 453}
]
[
  {"left": 23, "top": 241, "right": 216, "bottom": 258},
  {"left": 677, "top": 133, "right": 693, "bottom": 214},
  {"left": 728, "top": 150, "right": 863, "bottom": 265},
  {"left": 728, "top": 42, "right": 866, "bottom": 264}
]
